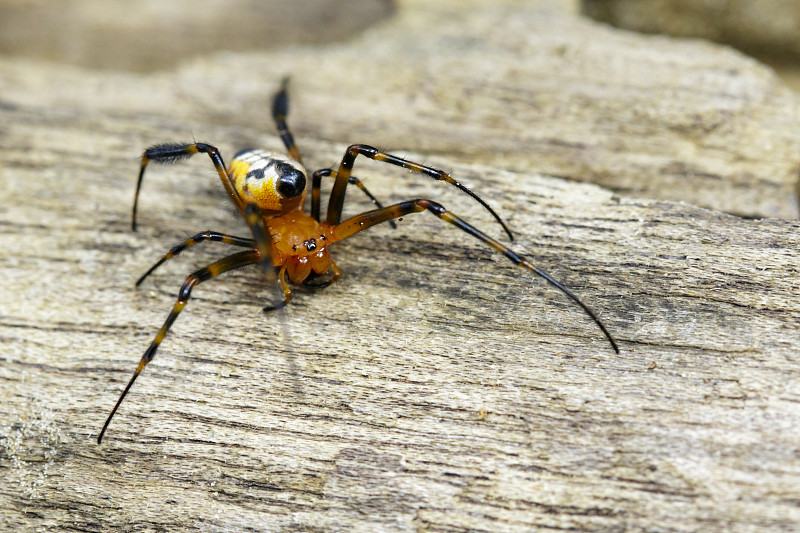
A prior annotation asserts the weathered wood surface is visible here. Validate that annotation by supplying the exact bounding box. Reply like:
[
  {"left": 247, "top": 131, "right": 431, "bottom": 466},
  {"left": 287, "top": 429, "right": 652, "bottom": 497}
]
[{"left": 2, "top": 1, "right": 800, "bottom": 531}]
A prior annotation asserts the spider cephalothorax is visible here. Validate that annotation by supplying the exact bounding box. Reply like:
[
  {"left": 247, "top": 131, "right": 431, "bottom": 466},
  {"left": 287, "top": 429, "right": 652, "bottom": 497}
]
[
  {"left": 267, "top": 210, "right": 335, "bottom": 284},
  {"left": 99, "top": 79, "right": 620, "bottom": 443}
]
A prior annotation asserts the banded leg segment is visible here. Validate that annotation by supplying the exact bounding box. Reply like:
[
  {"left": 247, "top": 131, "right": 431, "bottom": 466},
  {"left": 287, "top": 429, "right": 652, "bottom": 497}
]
[
  {"left": 98, "top": 250, "right": 261, "bottom": 444},
  {"left": 242, "top": 202, "right": 275, "bottom": 274},
  {"left": 132, "top": 142, "right": 241, "bottom": 231},
  {"left": 327, "top": 144, "right": 514, "bottom": 241},
  {"left": 263, "top": 265, "right": 292, "bottom": 312},
  {"left": 136, "top": 231, "right": 255, "bottom": 287},
  {"left": 271, "top": 82, "right": 387, "bottom": 223},
  {"left": 331, "top": 199, "right": 619, "bottom": 354},
  {"left": 271, "top": 77, "right": 302, "bottom": 163},
  {"left": 311, "top": 168, "right": 396, "bottom": 228}
]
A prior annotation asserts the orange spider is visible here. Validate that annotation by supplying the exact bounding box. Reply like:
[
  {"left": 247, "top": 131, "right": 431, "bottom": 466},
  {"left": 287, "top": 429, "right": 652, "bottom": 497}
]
[{"left": 98, "top": 79, "right": 619, "bottom": 443}]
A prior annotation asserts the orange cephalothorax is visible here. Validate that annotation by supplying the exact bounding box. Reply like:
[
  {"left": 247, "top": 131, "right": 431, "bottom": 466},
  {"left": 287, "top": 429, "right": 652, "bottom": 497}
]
[
  {"left": 229, "top": 149, "right": 307, "bottom": 215},
  {"left": 267, "top": 210, "right": 335, "bottom": 283}
]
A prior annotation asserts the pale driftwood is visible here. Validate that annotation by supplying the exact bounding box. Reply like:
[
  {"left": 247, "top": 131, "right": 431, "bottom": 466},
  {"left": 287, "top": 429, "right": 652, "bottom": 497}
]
[{"left": 2, "top": 1, "right": 800, "bottom": 532}]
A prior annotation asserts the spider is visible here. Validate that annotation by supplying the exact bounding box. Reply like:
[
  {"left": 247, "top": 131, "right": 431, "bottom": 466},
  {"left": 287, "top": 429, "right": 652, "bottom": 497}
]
[{"left": 97, "top": 79, "right": 620, "bottom": 443}]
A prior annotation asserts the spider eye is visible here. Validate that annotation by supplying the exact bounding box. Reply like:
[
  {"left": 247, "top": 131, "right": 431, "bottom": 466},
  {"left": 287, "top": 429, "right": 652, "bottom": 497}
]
[
  {"left": 304, "top": 238, "right": 317, "bottom": 252},
  {"left": 275, "top": 162, "right": 306, "bottom": 198}
]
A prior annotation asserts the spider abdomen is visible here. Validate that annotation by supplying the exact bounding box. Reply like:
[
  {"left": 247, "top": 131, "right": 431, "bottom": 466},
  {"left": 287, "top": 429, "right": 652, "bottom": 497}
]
[{"left": 229, "top": 149, "right": 307, "bottom": 215}]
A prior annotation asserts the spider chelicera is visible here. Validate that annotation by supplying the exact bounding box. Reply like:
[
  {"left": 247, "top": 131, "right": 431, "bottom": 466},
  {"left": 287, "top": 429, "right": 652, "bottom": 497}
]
[{"left": 97, "top": 79, "right": 620, "bottom": 443}]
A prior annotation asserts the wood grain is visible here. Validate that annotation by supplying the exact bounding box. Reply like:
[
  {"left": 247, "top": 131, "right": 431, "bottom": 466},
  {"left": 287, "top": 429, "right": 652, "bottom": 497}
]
[{"left": 1, "top": 1, "right": 799, "bottom": 531}]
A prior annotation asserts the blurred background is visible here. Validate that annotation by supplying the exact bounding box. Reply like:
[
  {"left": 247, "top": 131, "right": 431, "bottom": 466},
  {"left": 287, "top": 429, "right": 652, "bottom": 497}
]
[
  {"left": 0, "top": 0, "right": 395, "bottom": 71},
  {"left": 582, "top": 0, "right": 800, "bottom": 91},
  {"left": 1, "top": 0, "right": 797, "bottom": 92}
]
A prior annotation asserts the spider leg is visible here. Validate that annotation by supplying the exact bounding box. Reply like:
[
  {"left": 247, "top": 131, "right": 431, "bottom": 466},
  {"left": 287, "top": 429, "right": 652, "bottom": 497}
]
[
  {"left": 330, "top": 199, "right": 619, "bottom": 354},
  {"left": 311, "top": 169, "right": 397, "bottom": 229},
  {"left": 270, "top": 83, "right": 394, "bottom": 228},
  {"left": 327, "top": 144, "right": 514, "bottom": 241},
  {"left": 241, "top": 200, "right": 295, "bottom": 311},
  {"left": 136, "top": 231, "right": 255, "bottom": 287},
  {"left": 242, "top": 202, "right": 274, "bottom": 270},
  {"left": 271, "top": 77, "right": 303, "bottom": 164},
  {"left": 263, "top": 265, "right": 292, "bottom": 312},
  {"left": 270, "top": 81, "right": 451, "bottom": 233},
  {"left": 132, "top": 142, "right": 242, "bottom": 231},
  {"left": 262, "top": 259, "right": 342, "bottom": 308},
  {"left": 98, "top": 249, "right": 261, "bottom": 444}
]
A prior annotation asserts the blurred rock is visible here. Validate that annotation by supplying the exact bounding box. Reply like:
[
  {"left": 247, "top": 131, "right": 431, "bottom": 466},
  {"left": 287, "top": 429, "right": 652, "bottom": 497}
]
[
  {"left": 0, "top": 0, "right": 394, "bottom": 71},
  {"left": 582, "top": 0, "right": 800, "bottom": 61}
]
